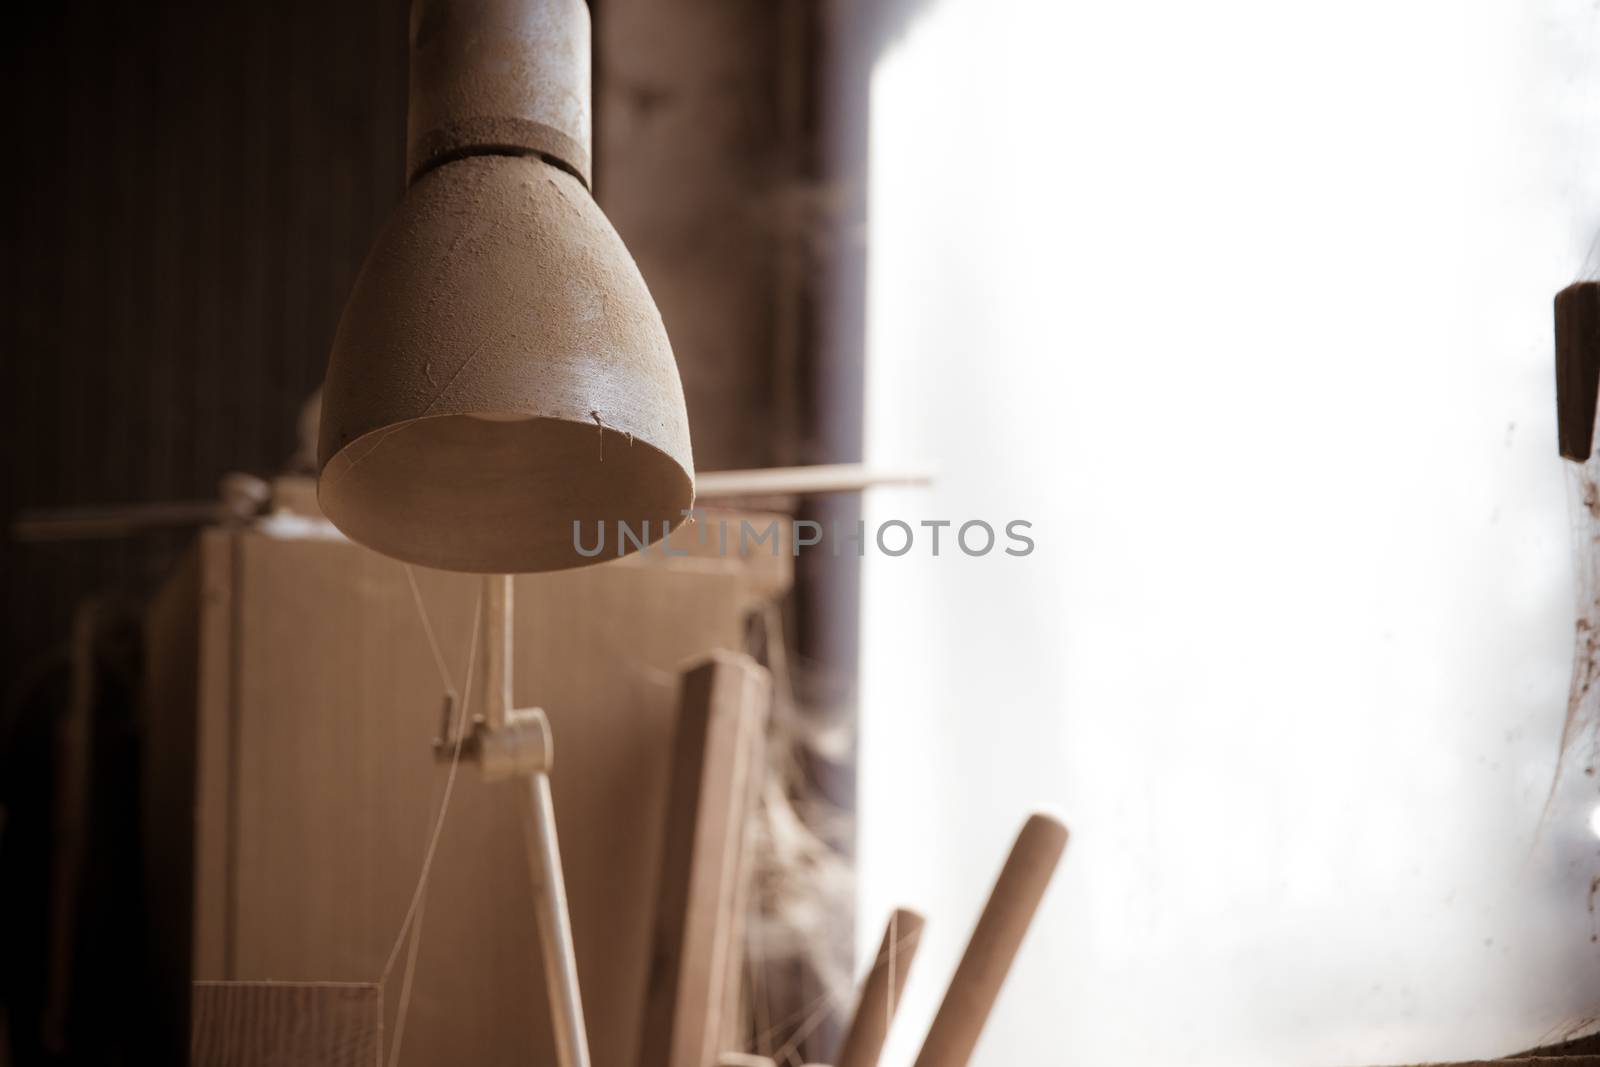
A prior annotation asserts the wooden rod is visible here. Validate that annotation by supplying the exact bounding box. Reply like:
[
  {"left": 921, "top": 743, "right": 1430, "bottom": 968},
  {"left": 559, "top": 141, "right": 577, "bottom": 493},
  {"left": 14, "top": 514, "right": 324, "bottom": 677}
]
[
  {"left": 13, "top": 501, "right": 225, "bottom": 541},
  {"left": 835, "top": 908, "right": 926, "bottom": 1067},
  {"left": 481, "top": 575, "right": 513, "bottom": 731},
  {"left": 4, "top": 461, "right": 928, "bottom": 540},
  {"left": 910, "top": 814, "right": 1068, "bottom": 1067},
  {"left": 522, "top": 771, "right": 592, "bottom": 1067},
  {"left": 694, "top": 463, "right": 930, "bottom": 499}
]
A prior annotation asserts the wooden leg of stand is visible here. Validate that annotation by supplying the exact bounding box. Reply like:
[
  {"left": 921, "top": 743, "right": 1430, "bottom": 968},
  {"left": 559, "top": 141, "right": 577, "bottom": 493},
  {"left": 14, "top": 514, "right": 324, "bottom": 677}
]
[{"left": 522, "top": 770, "right": 592, "bottom": 1067}]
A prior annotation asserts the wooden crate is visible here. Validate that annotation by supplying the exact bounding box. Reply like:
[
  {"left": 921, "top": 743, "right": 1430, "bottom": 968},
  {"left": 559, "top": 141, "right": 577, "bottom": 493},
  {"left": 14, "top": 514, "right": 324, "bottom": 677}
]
[{"left": 143, "top": 512, "right": 788, "bottom": 1065}]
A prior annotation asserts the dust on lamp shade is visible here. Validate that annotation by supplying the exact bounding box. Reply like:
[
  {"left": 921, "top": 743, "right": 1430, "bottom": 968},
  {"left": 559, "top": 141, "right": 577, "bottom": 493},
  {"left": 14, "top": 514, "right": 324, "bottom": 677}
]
[{"left": 317, "top": 0, "right": 694, "bottom": 574}]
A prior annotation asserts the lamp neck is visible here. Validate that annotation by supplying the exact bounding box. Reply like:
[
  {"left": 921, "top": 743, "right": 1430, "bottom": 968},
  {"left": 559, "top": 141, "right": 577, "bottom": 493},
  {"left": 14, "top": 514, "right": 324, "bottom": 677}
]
[{"left": 406, "top": 0, "right": 592, "bottom": 188}]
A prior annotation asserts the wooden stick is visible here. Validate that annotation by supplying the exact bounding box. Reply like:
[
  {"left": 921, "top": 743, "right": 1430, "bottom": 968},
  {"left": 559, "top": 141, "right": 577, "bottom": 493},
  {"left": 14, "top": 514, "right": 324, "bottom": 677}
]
[
  {"left": 9, "top": 464, "right": 927, "bottom": 542},
  {"left": 13, "top": 473, "right": 270, "bottom": 541},
  {"left": 910, "top": 814, "right": 1068, "bottom": 1067},
  {"left": 695, "top": 464, "right": 931, "bottom": 499},
  {"left": 480, "top": 575, "right": 513, "bottom": 731},
  {"left": 482, "top": 575, "right": 590, "bottom": 1067},
  {"left": 13, "top": 500, "right": 227, "bottom": 541},
  {"left": 522, "top": 770, "right": 591, "bottom": 1067},
  {"left": 835, "top": 908, "right": 925, "bottom": 1067}
]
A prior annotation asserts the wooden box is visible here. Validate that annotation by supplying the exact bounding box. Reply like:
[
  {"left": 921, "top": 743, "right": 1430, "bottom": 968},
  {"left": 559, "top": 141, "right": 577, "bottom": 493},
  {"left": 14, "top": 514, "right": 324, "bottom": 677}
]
[{"left": 143, "top": 513, "right": 787, "bottom": 1065}]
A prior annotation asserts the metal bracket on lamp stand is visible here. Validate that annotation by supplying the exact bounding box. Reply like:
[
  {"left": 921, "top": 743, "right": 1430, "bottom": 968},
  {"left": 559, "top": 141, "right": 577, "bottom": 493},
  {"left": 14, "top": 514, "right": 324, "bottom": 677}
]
[{"left": 432, "top": 575, "right": 591, "bottom": 1067}]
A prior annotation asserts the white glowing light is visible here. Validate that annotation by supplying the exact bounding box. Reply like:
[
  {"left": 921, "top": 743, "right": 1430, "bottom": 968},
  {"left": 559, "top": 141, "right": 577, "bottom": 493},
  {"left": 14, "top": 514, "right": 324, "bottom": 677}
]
[
  {"left": 859, "top": 0, "right": 1600, "bottom": 1062},
  {"left": 1589, "top": 804, "right": 1600, "bottom": 840}
]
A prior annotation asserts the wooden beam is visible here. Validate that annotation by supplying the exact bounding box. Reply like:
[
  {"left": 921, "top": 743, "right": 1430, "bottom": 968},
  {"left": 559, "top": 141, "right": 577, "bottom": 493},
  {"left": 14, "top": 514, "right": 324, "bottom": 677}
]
[{"left": 639, "top": 653, "right": 772, "bottom": 1067}]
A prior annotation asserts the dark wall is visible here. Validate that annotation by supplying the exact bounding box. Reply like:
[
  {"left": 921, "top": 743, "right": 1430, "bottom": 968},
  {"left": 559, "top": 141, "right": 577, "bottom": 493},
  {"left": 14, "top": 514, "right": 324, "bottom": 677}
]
[
  {"left": 0, "top": 4, "right": 409, "bottom": 1060},
  {"left": 0, "top": 0, "right": 411, "bottom": 696}
]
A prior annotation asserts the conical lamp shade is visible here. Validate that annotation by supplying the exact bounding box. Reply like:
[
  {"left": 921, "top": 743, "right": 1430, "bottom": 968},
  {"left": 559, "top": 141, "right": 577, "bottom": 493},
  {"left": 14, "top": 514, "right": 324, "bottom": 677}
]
[{"left": 318, "top": 153, "right": 694, "bottom": 573}]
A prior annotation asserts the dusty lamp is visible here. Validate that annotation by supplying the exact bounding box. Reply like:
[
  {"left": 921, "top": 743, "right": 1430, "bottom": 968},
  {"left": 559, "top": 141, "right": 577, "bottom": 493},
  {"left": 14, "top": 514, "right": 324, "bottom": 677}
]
[
  {"left": 315, "top": 4, "right": 689, "bottom": 1067},
  {"left": 318, "top": 0, "right": 694, "bottom": 573}
]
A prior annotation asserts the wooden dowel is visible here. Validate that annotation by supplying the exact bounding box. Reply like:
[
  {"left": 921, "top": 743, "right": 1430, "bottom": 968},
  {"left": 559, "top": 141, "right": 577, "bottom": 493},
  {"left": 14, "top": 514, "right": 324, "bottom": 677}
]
[
  {"left": 481, "top": 575, "right": 513, "bottom": 731},
  {"left": 13, "top": 473, "right": 271, "bottom": 542},
  {"left": 13, "top": 500, "right": 225, "bottom": 541},
  {"left": 522, "top": 770, "right": 592, "bottom": 1067},
  {"left": 910, "top": 814, "right": 1068, "bottom": 1067},
  {"left": 835, "top": 908, "right": 925, "bottom": 1067},
  {"left": 694, "top": 464, "right": 931, "bottom": 499}
]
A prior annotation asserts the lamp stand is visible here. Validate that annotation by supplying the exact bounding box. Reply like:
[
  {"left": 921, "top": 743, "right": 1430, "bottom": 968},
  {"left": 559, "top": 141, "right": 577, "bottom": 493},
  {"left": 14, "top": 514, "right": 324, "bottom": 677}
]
[{"left": 433, "top": 575, "right": 592, "bottom": 1067}]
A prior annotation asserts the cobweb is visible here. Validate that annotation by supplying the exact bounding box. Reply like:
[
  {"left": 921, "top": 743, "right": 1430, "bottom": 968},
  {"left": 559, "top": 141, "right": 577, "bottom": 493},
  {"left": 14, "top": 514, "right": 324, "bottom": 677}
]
[{"left": 1552, "top": 456, "right": 1600, "bottom": 822}]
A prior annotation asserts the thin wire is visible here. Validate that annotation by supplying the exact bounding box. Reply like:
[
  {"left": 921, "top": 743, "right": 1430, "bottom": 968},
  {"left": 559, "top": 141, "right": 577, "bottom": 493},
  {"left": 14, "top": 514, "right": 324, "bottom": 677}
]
[
  {"left": 386, "top": 879, "right": 430, "bottom": 1067},
  {"left": 770, "top": 993, "right": 839, "bottom": 1066},
  {"left": 380, "top": 580, "right": 483, "bottom": 1065},
  {"left": 404, "top": 564, "right": 456, "bottom": 695},
  {"left": 745, "top": 599, "right": 863, "bottom": 1062},
  {"left": 747, "top": 923, "right": 924, "bottom": 1060},
  {"left": 885, "top": 910, "right": 898, "bottom": 1041},
  {"left": 751, "top": 984, "right": 834, "bottom": 1051},
  {"left": 381, "top": 587, "right": 480, "bottom": 979}
]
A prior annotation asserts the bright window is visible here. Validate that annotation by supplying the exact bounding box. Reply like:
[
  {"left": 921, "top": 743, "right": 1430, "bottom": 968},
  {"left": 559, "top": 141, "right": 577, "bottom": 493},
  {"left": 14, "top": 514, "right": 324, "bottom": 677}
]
[{"left": 859, "top": 1, "right": 1600, "bottom": 1063}]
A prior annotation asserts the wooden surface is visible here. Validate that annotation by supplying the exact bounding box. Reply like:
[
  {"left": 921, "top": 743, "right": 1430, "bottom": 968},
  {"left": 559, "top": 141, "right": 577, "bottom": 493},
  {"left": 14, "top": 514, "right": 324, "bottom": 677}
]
[
  {"left": 149, "top": 518, "right": 788, "bottom": 1067},
  {"left": 639, "top": 654, "right": 771, "bottom": 1067},
  {"left": 191, "top": 981, "right": 381, "bottom": 1067}
]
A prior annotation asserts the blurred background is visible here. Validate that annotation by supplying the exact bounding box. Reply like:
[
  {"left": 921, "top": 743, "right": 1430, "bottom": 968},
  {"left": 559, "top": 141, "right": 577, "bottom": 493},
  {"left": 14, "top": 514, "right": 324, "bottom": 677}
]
[{"left": 6, "top": 0, "right": 1600, "bottom": 1065}]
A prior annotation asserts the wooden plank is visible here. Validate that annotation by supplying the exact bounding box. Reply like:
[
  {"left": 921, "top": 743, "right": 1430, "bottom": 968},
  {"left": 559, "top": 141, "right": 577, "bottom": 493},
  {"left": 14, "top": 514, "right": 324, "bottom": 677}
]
[
  {"left": 639, "top": 653, "right": 772, "bottom": 1067},
  {"left": 193, "top": 528, "right": 238, "bottom": 979},
  {"left": 144, "top": 544, "right": 204, "bottom": 1060},
  {"left": 717, "top": 676, "right": 768, "bottom": 1058},
  {"left": 611, "top": 507, "right": 793, "bottom": 606},
  {"left": 1556, "top": 281, "right": 1600, "bottom": 461},
  {"left": 190, "top": 981, "right": 381, "bottom": 1066}
]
